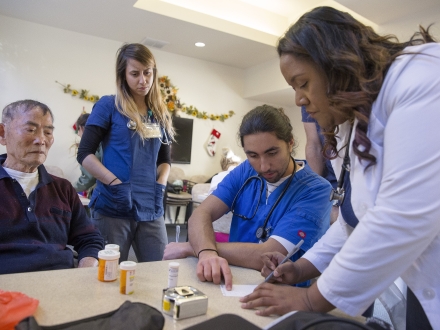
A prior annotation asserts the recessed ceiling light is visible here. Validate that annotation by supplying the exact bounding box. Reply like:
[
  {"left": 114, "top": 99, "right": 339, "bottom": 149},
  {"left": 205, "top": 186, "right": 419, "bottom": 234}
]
[{"left": 195, "top": 42, "right": 205, "bottom": 47}]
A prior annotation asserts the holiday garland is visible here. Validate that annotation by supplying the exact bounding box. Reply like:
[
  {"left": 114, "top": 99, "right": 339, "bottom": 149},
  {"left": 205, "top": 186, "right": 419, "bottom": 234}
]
[
  {"left": 56, "top": 81, "right": 100, "bottom": 103},
  {"left": 56, "top": 76, "right": 235, "bottom": 121},
  {"left": 159, "top": 76, "right": 234, "bottom": 121}
]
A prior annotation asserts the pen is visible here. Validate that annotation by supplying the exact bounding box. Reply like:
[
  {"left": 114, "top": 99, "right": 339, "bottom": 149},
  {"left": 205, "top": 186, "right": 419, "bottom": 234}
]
[
  {"left": 263, "top": 239, "right": 304, "bottom": 283},
  {"left": 176, "top": 225, "right": 180, "bottom": 242}
]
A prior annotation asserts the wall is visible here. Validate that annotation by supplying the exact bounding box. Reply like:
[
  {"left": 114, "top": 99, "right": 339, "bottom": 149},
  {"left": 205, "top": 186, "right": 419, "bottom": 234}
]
[
  {"left": 377, "top": 7, "right": 440, "bottom": 40},
  {"left": 0, "top": 15, "right": 306, "bottom": 184}
]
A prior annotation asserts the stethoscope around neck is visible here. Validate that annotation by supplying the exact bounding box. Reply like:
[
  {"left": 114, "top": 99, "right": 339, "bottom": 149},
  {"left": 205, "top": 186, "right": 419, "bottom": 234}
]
[
  {"left": 231, "top": 157, "right": 297, "bottom": 241},
  {"left": 329, "top": 123, "right": 354, "bottom": 206}
]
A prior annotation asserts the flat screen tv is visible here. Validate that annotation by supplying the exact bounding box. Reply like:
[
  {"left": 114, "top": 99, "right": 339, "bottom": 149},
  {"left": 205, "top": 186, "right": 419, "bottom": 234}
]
[{"left": 171, "top": 117, "right": 193, "bottom": 164}]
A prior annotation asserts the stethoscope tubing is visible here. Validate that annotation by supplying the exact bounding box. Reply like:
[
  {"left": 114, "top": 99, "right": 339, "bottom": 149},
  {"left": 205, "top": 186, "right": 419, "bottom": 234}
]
[{"left": 230, "top": 157, "right": 297, "bottom": 240}]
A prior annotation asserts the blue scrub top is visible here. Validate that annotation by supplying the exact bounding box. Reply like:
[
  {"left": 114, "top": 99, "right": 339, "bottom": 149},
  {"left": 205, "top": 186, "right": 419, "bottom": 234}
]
[
  {"left": 87, "top": 95, "right": 166, "bottom": 221},
  {"left": 212, "top": 160, "right": 332, "bottom": 260}
]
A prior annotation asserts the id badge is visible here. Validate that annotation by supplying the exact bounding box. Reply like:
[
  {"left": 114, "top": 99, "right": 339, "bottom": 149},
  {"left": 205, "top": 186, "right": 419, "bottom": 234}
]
[{"left": 144, "top": 122, "right": 162, "bottom": 138}]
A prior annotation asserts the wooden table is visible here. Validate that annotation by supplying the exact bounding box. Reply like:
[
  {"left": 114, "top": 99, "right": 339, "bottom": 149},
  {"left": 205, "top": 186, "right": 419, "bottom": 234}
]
[
  {"left": 0, "top": 258, "right": 365, "bottom": 329},
  {"left": 0, "top": 258, "right": 278, "bottom": 329}
]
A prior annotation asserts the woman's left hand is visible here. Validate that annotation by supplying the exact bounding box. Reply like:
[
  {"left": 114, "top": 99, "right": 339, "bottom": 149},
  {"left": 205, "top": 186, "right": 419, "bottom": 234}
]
[{"left": 239, "top": 283, "right": 311, "bottom": 316}]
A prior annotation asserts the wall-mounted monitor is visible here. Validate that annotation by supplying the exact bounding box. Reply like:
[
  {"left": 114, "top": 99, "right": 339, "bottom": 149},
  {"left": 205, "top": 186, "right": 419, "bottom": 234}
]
[{"left": 170, "top": 117, "right": 193, "bottom": 164}]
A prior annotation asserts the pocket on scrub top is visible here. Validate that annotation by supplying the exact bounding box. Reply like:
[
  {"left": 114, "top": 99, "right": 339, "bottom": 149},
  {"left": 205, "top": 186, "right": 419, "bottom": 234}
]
[
  {"left": 108, "top": 182, "right": 133, "bottom": 213},
  {"left": 154, "top": 182, "right": 166, "bottom": 213}
]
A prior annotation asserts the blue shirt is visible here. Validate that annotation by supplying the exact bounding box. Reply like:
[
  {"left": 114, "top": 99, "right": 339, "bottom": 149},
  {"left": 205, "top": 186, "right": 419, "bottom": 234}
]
[
  {"left": 301, "top": 106, "right": 358, "bottom": 227},
  {"left": 87, "top": 95, "right": 166, "bottom": 221},
  {"left": 212, "top": 160, "right": 332, "bottom": 260},
  {"left": 301, "top": 106, "right": 337, "bottom": 190}
]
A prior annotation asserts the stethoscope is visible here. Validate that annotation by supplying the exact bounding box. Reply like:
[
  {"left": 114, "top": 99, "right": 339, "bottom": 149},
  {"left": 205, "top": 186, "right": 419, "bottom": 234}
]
[
  {"left": 126, "top": 111, "right": 171, "bottom": 145},
  {"left": 329, "top": 124, "right": 353, "bottom": 206},
  {"left": 230, "top": 157, "right": 297, "bottom": 241}
]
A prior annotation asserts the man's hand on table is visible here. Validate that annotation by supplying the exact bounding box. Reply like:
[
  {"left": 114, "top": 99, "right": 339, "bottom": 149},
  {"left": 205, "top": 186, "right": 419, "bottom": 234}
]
[
  {"left": 78, "top": 257, "right": 99, "bottom": 268},
  {"left": 196, "top": 251, "right": 233, "bottom": 290},
  {"left": 163, "top": 242, "right": 195, "bottom": 260}
]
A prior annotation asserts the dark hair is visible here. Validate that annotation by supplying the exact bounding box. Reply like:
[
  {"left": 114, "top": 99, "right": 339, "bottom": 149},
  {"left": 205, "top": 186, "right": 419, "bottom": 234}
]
[
  {"left": 2, "top": 99, "right": 54, "bottom": 124},
  {"left": 76, "top": 113, "right": 90, "bottom": 129},
  {"left": 277, "top": 6, "right": 436, "bottom": 165},
  {"left": 238, "top": 104, "right": 296, "bottom": 154}
]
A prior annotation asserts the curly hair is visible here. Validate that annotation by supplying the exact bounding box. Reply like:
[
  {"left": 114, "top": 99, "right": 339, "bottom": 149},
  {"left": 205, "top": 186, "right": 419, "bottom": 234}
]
[{"left": 277, "top": 6, "right": 436, "bottom": 165}]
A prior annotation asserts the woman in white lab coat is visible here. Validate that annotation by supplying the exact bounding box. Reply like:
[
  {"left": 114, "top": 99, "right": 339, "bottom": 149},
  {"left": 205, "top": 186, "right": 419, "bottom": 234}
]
[{"left": 240, "top": 6, "right": 440, "bottom": 329}]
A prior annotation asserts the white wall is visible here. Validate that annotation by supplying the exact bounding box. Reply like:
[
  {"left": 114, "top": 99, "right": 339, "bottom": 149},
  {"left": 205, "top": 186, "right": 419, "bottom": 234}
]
[
  {"left": 243, "top": 57, "right": 287, "bottom": 98},
  {"left": 377, "top": 7, "right": 440, "bottom": 41},
  {"left": 0, "top": 15, "right": 306, "bottom": 184}
]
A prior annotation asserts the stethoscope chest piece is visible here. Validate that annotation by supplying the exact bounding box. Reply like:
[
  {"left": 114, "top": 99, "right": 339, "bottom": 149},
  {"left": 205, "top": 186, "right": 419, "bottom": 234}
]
[
  {"left": 127, "top": 120, "right": 137, "bottom": 130},
  {"left": 255, "top": 227, "right": 267, "bottom": 240}
]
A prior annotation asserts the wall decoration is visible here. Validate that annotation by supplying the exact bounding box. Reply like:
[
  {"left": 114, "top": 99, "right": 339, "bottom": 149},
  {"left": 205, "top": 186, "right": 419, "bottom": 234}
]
[
  {"left": 56, "top": 76, "right": 235, "bottom": 121},
  {"left": 56, "top": 81, "right": 100, "bottom": 103},
  {"left": 159, "top": 76, "right": 235, "bottom": 121},
  {"left": 206, "top": 129, "right": 221, "bottom": 157}
]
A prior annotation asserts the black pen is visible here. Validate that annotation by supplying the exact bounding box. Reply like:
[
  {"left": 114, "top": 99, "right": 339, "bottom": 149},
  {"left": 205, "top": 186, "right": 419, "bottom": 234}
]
[{"left": 263, "top": 239, "right": 304, "bottom": 283}]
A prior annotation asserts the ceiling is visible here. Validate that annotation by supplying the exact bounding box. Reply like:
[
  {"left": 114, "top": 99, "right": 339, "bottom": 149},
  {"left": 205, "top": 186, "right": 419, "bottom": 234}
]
[{"left": 1, "top": 0, "right": 439, "bottom": 70}]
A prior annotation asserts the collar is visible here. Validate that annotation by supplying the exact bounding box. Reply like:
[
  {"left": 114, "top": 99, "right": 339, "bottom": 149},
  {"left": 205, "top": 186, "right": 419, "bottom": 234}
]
[{"left": 0, "top": 153, "right": 53, "bottom": 185}]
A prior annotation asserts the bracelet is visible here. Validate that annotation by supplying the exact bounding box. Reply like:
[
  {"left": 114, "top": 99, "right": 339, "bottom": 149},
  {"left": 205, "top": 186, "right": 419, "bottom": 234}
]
[
  {"left": 197, "top": 248, "right": 219, "bottom": 258},
  {"left": 108, "top": 177, "right": 118, "bottom": 185}
]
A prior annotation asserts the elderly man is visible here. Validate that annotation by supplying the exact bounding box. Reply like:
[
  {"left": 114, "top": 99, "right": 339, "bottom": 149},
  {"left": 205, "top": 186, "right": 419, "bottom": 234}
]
[
  {"left": 163, "top": 105, "right": 332, "bottom": 290},
  {"left": 0, "top": 100, "right": 104, "bottom": 275}
]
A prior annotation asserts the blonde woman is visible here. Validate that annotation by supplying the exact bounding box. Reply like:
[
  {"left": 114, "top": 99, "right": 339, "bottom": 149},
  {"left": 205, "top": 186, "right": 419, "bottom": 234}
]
[{"left": 77, "top": 43, "right": 174, "bottom": 262}]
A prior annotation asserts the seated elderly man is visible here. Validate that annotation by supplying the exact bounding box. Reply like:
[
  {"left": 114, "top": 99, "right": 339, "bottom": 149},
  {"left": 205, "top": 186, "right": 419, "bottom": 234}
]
[
  {"left": 209, "top": 147, "right": 241, "bottom": 242},
  {"left": 0, "top": 100, "right": 104, "bottom": 275},
  {"left": 163, "top": 105, "right": 332, "bottom": 290}
]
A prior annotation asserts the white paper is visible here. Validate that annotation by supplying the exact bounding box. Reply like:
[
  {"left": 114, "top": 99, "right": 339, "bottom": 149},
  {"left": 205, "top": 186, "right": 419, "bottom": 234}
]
[{"left": 220, "top": 284, "right": 257, "bottom": 297}]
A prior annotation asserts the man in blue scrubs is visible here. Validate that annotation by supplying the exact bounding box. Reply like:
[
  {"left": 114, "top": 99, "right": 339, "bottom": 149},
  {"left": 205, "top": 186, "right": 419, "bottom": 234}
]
[{"left": 163, "top": 105, "right": 332, "bottom": 289}]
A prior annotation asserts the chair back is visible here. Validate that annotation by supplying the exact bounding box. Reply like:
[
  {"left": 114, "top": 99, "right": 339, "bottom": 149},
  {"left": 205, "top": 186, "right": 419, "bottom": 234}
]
[
  {"left": 168, "top": 167, "right": 185, "bottom": 184},
  {"left": 191, "top": 183, "right": 211, "bottom": 204}
]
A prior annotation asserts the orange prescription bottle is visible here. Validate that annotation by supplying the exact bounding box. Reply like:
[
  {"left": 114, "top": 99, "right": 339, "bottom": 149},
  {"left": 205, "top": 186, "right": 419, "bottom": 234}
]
[
  {"left": 120, "top": 261, "right": 137, "bottom": 294},
  {"left": 97, "top": 250, "right": 120, "bottom": 282}
]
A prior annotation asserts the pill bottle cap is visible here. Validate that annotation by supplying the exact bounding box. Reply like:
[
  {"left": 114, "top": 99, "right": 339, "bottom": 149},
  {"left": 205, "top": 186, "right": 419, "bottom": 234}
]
[
  {"left": 98, "top": 249, "right": 120, "bottom": 260},
  {"left": 105, "top": 244, "right": 120, "bottom": 252},
  {"left": 169, "top": 262, "right": 180, "bottom": 269},
  {"left": 120, "top": 261, "right": 137, "bottom": 270}
]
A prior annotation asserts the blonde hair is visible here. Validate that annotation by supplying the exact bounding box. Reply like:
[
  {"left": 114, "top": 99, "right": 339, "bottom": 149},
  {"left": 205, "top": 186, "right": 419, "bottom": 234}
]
[{"left": 115, "top": 43, "right": 175, "bottom": 140}]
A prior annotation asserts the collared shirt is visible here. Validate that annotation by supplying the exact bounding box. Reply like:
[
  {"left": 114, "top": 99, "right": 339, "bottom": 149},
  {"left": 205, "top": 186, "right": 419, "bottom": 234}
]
[{"left": 0, "top": 154, "right": 104, "bottom": 274}]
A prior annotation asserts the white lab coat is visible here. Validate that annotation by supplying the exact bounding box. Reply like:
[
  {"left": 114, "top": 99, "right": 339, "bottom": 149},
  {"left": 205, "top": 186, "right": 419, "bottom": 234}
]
[{"left": 303, "top": 43, "right": 440, "bottom": 328}]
